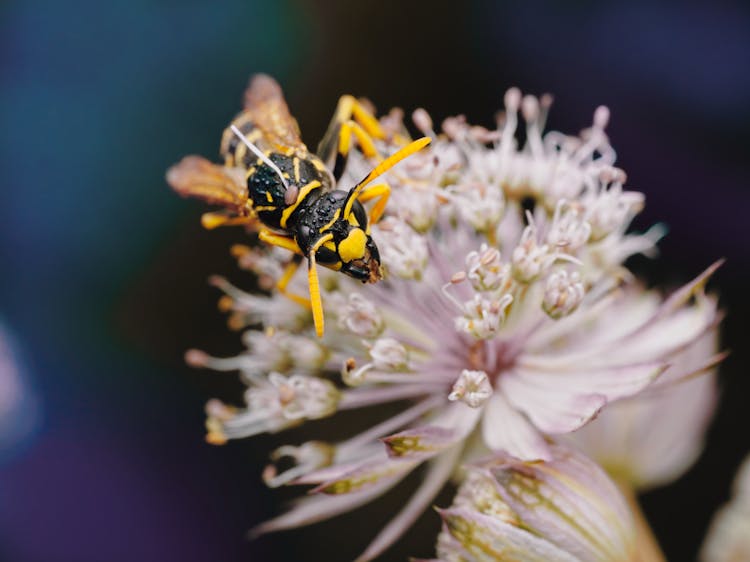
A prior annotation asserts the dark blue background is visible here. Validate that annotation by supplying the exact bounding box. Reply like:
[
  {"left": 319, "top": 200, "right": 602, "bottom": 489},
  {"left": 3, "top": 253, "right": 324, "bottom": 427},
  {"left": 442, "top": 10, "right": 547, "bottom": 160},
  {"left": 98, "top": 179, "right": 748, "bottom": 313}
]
[{"left": 1, "top": 1, "right": 749, "bottom": 560}]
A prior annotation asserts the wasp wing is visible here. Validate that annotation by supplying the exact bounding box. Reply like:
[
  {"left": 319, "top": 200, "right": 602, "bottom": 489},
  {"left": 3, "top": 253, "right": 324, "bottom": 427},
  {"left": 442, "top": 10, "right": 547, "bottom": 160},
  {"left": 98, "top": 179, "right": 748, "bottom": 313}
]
[
  {"left": 167, "top": 155, "right": 248, "bottom": 212},
  {"left": 241, "top": 74, "right": 304, "bottom": 150}
]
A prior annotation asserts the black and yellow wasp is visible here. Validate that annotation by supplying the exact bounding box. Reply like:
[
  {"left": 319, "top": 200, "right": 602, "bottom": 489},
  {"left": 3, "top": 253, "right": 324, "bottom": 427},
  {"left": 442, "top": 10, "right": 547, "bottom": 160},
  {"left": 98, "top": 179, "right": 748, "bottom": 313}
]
[{"left": 167, "top": 74, "right": 430, "bottom": 337}]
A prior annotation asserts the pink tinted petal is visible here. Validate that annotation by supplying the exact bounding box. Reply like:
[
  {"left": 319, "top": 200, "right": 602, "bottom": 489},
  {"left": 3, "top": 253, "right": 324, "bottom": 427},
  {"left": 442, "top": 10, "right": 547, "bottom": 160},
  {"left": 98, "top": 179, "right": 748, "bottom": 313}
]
[
  {"left": 435, "top": 527, "right": 474, "bottom": 562},
  {"left": 609, "top": 295, "right": 717, "bottom": 363},
  {"left": 251, "top": 472, "right": 402, "bottom": 535},
  {"left": 650, "top": 349, "right": 727, "bottom": 390},
  {"left": 482, "top": 393, "right": 551, "bottom": 461},
  {"left": 439, "top": 507, "right": 581, "bottom": 562},
  {"left": 312, "top": 454, "right": 419, "bottom": 495},
  {"left": 292, "top": 459, "right": 372, "bottom": 486},
  {"left": 568, "top": 332, "right": 720, "bottom": 490},
  {"left": 382, "top": 402, "right": 481, "bottom": 460},
  {"left": 523, "top": 264, "right": 720, "bottom": 370},
  {"left": 513, "top": 361, "right": 666, "bottom": 402},
  {"left": 654, "top": 260, "right": 723, "bottom": 318},
  {"left": 500, "top": 370, "right": 606, "bottom": 434},
  {"left": 355, "top": 446, "right": 462, "bottom": 561},
  {"left": 487, "top": 445, "right": 635, "bottom": 562},
  {"left": 383, "top": 426, "right": 456, "bottom": 460},
  {"left": 337, "top": 396, "right": 445, "bottom": 456}
]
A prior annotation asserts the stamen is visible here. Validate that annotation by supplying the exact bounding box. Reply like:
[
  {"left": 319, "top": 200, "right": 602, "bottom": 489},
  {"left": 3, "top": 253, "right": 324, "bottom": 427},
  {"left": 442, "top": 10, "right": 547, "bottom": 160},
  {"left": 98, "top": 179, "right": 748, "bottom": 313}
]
[
  {"left": 542, "top": 269, "right": 585, "bottom": 319},
  {"left": 368, "top": 338, "right": 409, "bottom": 371},
  {"left": 412, "top": 108, "right": 436, "bottom": 137},
  {"left": 448, "top": 369, "right": 493, "bottom": 408},
  {"left": 263, "top": 441, "right": 334, "bottom": 488},
  {"left": 338, "top": 293, "right": 384, "bottom": 338},
  {"left": 231, "top": 124, "right": 289, "bottom": 190}
]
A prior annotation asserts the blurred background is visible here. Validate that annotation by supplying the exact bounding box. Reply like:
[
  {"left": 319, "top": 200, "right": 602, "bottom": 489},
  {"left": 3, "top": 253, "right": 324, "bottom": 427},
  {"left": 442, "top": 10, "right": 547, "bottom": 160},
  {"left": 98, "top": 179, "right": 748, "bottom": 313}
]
[{"left": 1, "top": 0, "right": 749, "bottom": 560}]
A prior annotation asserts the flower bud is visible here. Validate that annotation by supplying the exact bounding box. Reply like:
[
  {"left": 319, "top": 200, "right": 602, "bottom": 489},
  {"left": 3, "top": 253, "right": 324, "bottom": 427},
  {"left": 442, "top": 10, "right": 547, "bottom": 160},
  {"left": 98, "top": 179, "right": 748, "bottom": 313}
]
[{"left": 436, "top": 445, "right": 637, "bottom": 562}]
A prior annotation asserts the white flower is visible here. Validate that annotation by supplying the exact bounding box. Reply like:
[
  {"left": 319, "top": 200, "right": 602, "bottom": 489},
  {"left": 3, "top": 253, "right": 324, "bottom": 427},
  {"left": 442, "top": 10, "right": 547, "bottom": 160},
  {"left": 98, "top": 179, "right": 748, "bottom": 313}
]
[{"left": 183, "top": 91, "right": 721, "bottom": 560}]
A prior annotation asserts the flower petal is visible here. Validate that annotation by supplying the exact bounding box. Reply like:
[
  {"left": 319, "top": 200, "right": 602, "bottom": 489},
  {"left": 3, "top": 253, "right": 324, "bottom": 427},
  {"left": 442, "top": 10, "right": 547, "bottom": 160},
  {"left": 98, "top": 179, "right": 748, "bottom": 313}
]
[
  {"left": 500, "top": 370, "right": 607, "bottom": 434},
  {"left": 355, "top": 446, "right": 462, "bottom": 561},
  {"left": 382, "top": 402, "right": 481, "bottom": 460},
  {"left": 513, "top": 361, "right": 666, "bottom": 403},
  {"left": 438, "top": 507, "right": 582, "bottom": 562},
  {"left": 522, "top": 264, "right": 720, "bottom": 370},
  {"left": 383, "top": 426, "right": 456, "bottom": 460},
  {"left": 485, "top": 445, "right": 636, "bottom": 562},
  {"left": 251, "top": 472, "right": 402, "bottom": 535},
  {"left": 482, "top": 392, "right": 552, "bottom": 461},
  {"left": 312, "top": 454, "right": 418, "bottom": 495}
]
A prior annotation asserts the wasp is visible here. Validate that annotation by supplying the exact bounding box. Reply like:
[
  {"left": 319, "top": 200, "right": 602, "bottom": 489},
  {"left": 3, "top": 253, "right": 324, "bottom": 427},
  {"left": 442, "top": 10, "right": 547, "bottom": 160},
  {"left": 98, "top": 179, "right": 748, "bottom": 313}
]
[{"left": 167, "top": 74, "right": 430, "bottom": 337}]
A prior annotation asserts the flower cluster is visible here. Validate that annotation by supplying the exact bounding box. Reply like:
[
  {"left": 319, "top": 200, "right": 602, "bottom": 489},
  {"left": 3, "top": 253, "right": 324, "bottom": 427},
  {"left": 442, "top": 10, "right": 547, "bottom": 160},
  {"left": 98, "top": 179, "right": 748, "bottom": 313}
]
[{"left": 184, "top": 89, "right": 721, "bottom": 560}]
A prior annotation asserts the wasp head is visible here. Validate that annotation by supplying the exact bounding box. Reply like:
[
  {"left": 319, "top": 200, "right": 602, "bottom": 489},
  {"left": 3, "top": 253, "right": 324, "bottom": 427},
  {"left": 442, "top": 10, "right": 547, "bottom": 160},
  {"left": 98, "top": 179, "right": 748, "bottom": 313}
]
[
  {"left": 333, "top": 197, "right": 382, "bottom": 283},
  {"left": 298, "top": 194, "right": 382, "bottom": 283}
]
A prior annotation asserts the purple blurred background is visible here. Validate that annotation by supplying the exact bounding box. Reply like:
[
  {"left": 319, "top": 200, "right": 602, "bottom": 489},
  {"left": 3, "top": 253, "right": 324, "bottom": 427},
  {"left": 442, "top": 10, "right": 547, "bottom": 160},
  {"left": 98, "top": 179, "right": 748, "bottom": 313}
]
[{"left": 1, "top": 0, "right": 749, "bottom": 560}]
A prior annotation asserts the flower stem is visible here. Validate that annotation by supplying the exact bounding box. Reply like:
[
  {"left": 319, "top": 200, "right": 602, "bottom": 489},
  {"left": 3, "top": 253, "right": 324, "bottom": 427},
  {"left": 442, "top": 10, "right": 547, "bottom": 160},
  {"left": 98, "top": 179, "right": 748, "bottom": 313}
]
[{"left": 616, "top": 479, "right": 667, "bottom": 562}]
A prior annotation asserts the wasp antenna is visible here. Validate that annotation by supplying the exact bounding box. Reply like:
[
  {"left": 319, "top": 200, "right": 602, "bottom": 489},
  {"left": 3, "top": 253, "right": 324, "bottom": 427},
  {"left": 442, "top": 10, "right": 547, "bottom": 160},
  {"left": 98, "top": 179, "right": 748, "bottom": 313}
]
[
  {"left": 230, "top": 124, "right": 290, "bottom": 190},
  {"left": 343, "top": 137, "right": 431, "bottom": 217}
]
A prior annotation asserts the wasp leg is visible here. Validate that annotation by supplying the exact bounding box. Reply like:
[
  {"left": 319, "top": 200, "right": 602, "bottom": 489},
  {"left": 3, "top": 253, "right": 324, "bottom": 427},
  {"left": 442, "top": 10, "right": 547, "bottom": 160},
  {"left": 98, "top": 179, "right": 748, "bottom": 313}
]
[
  {"left": 276, "top": 255, "right": 312, "bottom": 309},
  {"left": 318, "top": 95, "right": 388, "bottom": 181},
  {"left": 258, "top": 229, "right": 304, "bottom": 255},
  {"left": 201, "top": 212, "right": 258, "bottom": 230},
  {"left": 307, "top": 252, "right": 324, "bottom": 337},
  {"left": 356, "top": 182, "right": 391, "bottom": 226},
  {"left": 307, "top": 233, "right": 335, "bottom": 338},
  {"left": 258, "top": 230, "right": 311, "bottom": 308},
  {"left": 329, "top": 120, "right": 382, "bottom": 181}
]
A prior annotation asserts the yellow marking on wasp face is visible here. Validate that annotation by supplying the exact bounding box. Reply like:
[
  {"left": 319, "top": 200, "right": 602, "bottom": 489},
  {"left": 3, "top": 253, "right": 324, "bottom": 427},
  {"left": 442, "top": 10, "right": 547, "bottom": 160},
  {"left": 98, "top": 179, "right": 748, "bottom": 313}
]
[
  {"left": 265, "top": 191, "right": 273, "bottom": 203},
  {"left": 323, "top": 240, "right": 336, "bottom": 252},
  {"left": 319, "top": 208, "right": 341, "bottom": 234},
  {"left": 347, "top": 213, "right": 359, "bottom": 226},
  {"left": 338, "top": 228, "right": 367, "bottom": 262},
  {"left": 254, "top": 205, "right": 276, "bottom": 212},
  {"left": 280, "top": 180, "right": 322, "bottom": 228},
  {"left": 293, "top": 157, "right": 301, "bottom": 183}
]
